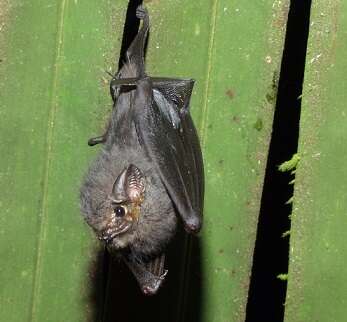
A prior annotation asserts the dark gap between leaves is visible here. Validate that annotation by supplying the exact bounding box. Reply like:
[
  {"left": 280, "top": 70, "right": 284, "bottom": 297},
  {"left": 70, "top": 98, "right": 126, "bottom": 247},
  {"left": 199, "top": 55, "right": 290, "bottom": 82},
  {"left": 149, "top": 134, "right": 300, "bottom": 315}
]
[
  {"left": 245, "top": 1, "right": 312, "bottom": 321},
  {"left": 118, "top": 0, "right": 143, "bottom": 71}
]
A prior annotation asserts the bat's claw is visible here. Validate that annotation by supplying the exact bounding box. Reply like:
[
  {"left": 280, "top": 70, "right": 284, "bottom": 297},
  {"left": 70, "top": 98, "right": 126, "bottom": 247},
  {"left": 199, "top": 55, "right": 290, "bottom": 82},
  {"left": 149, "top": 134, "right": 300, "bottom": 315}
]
[
  {"left": 142, "top": 285, "right": 160, "bottom": 296},
  {"left": 142, "top": 287, "right": 154, "bottom": 295},
  {"left": 141, "top": 281, "right": 163, "bottom": 296},
  {"left": 136, "top": 5, "right": 148, "bottom": 20}
]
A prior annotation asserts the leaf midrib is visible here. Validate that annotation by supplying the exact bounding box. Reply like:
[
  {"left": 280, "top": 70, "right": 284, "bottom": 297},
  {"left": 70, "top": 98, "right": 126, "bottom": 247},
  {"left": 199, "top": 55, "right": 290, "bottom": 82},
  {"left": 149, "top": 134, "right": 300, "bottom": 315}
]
[{"left": 30, "top": 0, "right": 68, "bottom": 320}]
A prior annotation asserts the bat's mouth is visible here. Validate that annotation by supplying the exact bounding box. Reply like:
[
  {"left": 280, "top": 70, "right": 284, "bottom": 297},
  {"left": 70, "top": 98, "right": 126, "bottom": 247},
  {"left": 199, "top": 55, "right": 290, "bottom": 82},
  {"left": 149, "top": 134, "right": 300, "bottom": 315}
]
[{"left": 99, "top": 220, "right": 133, "bottom": 242}]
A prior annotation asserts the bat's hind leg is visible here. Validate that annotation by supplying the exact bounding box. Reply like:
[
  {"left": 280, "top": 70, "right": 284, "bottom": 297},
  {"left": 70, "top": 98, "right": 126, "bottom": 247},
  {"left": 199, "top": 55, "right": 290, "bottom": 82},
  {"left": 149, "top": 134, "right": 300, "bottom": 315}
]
[{"left": 123, "top": 253, "right": 167, "bottom": 295}]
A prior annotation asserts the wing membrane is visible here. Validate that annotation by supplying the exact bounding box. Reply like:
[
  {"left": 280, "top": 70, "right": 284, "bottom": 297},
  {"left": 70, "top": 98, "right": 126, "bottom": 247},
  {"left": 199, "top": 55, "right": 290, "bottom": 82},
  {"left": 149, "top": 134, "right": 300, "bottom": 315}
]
[{"left": 133, "top": 77, "right": 203, "bottom": 233}]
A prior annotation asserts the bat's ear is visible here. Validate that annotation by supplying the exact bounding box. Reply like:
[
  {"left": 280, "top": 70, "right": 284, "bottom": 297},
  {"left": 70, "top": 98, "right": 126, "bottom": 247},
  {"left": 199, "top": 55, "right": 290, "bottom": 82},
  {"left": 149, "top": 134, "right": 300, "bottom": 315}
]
[{"left": 112, "top": 164, "right": 145, "bottom": 203}]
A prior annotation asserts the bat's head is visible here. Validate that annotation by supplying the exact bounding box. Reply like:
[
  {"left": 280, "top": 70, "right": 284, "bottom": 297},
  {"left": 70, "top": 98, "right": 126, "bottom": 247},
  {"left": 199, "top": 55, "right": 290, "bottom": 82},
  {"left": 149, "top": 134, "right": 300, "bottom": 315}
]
[
  {"left": 97, "top": 164, "right": 145, "bottom": 247},
  {"left": 81, "top": 156, "right": 177, "bottom": 255}
]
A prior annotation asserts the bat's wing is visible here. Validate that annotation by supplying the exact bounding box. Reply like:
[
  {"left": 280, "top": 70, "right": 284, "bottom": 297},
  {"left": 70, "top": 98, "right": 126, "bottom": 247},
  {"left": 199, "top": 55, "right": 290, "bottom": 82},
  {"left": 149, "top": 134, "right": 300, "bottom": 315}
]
[
  {"left": 133, "top": 77, "right": 204, "bottom": 233},
  {"left": 109, "top": 5, "right": 204, "bottom": 231}
]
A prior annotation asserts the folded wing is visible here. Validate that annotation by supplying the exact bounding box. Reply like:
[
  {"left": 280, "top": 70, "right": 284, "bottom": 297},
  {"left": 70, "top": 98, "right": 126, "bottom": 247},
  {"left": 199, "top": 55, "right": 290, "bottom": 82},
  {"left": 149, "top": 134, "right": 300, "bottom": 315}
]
[{"left": 133, "top": 77, "right": 204, "bottom": 233}]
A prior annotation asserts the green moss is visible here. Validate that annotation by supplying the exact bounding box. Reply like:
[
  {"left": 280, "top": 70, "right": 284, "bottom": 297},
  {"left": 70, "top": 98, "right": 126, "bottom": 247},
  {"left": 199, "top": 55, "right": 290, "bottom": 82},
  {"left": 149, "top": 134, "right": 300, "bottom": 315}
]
[
  {"left": 278, "top": 153, "right": 300, "bottom": 172},
  {"left": 282, "top": 230, "right": 291, "bottom": 238},
  {"left": 277, "top": 274, "right": 288, "bottom": 281},
  {"left": 286, "top": 196, "right": 294, "bottom": 205}
]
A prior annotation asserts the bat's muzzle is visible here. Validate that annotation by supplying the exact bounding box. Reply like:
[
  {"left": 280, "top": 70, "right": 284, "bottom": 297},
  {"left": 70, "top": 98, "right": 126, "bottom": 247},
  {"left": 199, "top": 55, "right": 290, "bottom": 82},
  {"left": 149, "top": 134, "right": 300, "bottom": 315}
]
[{"left": 99, "top": 217, "right": 133, "bottom": 243}]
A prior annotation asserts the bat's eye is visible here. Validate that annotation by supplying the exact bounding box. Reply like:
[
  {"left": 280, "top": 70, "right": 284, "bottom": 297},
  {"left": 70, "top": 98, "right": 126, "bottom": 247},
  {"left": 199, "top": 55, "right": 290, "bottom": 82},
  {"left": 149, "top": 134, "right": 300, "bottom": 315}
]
[{"left": 114, "top": 205, "right": 127, "bottom": 218}]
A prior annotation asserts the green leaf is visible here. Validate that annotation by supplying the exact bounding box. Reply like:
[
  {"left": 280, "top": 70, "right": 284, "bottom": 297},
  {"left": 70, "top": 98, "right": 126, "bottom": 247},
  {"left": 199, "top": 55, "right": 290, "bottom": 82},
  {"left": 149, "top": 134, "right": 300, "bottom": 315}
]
[
  {"left": 0, "top": 1, "right": 290, "bottom": 321},
  {"left": 0, "top": 1, "right": 127, "bottom": 321},
  {"left": 284, "top": 1, "right": 347, "bottom": 321}
]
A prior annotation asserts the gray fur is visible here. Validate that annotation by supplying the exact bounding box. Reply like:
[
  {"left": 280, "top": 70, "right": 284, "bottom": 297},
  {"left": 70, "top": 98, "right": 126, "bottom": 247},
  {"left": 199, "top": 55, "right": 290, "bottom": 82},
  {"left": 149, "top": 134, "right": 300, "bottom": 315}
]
[{"left": 80, "top": 138, "right": 178, "bottom": 260}]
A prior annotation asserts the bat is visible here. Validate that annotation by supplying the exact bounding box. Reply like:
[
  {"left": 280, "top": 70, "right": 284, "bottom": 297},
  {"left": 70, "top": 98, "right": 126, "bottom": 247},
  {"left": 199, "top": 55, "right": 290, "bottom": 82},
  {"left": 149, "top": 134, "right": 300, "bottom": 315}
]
[{"left": 80, "top": 6, "right": 204, "bottom": 295}]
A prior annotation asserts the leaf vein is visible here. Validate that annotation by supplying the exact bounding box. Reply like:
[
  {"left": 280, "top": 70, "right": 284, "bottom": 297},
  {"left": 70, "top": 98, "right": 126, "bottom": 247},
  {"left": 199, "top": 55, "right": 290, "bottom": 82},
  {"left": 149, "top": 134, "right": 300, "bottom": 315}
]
[{"left": 30, "top": 0, "right": 68, "bottom": 320}]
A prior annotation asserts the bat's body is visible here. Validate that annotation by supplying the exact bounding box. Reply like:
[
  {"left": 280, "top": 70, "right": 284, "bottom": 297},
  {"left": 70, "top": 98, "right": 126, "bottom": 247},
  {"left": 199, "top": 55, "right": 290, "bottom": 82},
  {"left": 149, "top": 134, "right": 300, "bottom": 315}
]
[{"left": 80, "top": 6, "right": 204, "bottom": 295}]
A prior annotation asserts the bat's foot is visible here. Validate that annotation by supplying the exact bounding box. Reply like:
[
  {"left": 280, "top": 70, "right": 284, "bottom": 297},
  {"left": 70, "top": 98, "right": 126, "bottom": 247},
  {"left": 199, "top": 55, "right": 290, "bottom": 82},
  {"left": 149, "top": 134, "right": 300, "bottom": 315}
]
[
  {"left": 136, "top": 5, "right": 148, "bottom": 20},
  {"left": 141, "top": 270, "right": 168, "bottom": 296},
  {"left": 142, "top": 285, "right": 160, "bottom": 296},
  {"left": 123, "top": 254, "right": 168, "bottom": 296}
]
